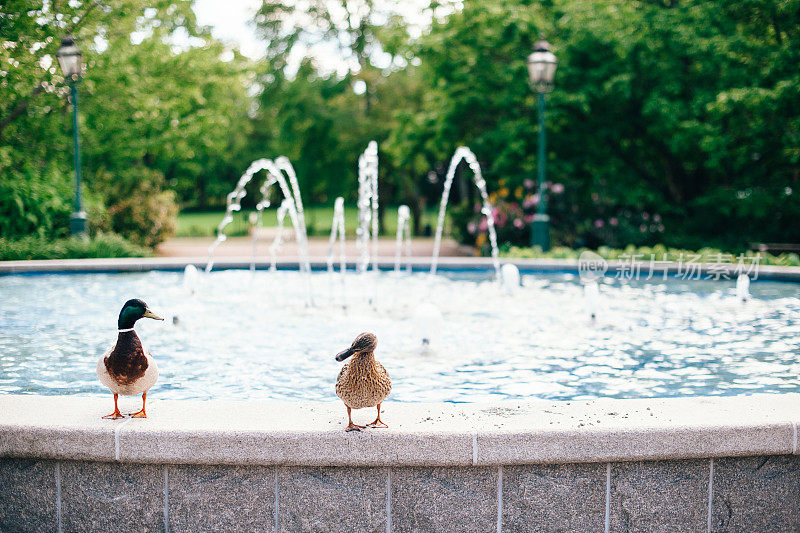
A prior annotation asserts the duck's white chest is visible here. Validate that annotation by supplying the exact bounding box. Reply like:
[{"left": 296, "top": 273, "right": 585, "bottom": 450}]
[{"left": 96, "top": 348, "right": 159, "bottom": 396}]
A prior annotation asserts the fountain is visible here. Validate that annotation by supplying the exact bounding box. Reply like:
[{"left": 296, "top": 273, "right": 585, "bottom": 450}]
[
  {"left": 206, "top": 158, "right": 310, "bottom": 275},
  {"left": 267, "top": 199, "right": 293, "bottom": 271},
  {"left": 205, "top": 169, "right": 249, "bottom": 274},
  {"left": 327, "top": 197, "right": 347, "bottom": 274},
  {"left": 4, "top": 140, "right": 800, "bottom": 401},
  {"left": 584, "top": 280, "right": 600, "bottom": 321},
  {"left": 326, "top": 197, "right": 347, "bottom": 306},
  {"left": 736, "top": 273, "right": 751, "bottom": 301},
  {"left": 253, "top": 159, "right": 311, "bottom": 276},
  {"left": 205, "top": 158, "right": 313, "bottom": 304},
  {"left": 182, "top": 264, "right": 199, "bottom": 295},
  {"left": 273, "top": 156, "right": 309, "bottom": 261},
  {"left": 355, "top": 142, "right": 379, "bottom": 273},
  {"left": 394, "top": 205, "right": 412, "bottom": 274},
  {"left": 500, "top": 263, "right": 520, "bottom": 294},
  {"left": 430, "top": 146, "right": 501, "bottom": 277}
]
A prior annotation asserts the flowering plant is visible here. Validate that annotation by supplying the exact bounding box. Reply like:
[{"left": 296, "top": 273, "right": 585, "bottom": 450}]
[{"left": 450, "top": 178, "right": 565, "bottom": 250}]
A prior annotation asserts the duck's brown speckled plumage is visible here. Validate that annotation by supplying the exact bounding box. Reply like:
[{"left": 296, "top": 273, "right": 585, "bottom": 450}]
[{"left": 336, "top": 351, "right": 392, "bottom": 409}]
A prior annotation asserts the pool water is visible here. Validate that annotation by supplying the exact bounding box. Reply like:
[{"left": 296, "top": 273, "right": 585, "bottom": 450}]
[{"left": 1, "top": 269, "right": 799, "bottom": 402}]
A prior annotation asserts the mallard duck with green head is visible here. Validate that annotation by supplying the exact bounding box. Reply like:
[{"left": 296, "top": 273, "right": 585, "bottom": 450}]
[
  {"left": 96, "top": 299, "right": 163, "bottom": 419},
  {"left": 335, "top": 332, "right": 392, "bottom": 431}
]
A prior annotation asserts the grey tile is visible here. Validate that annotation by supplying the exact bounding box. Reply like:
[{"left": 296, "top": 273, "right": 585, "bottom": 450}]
[
  {"left": 0, "top": 458, "right": 57, "bottom": 533},
  {"left": 60, "top": 461, "right": 163, "bottom": 533},
  {"left": 503, "top": 463, "right": 606, "bottom": 533},
  {"left": 168, "top": 465, "right": 274, "bottom": 532},
  {"left": 610, "top": 459, "right": 708, "bottom": 533},
  {"left": 711, "top": 455, "right": 800, "bottom": 532},
  {"left": 277, "top": 467, "right": 386, "bottom": 533},
  {"left": 391, "top": 467, "right": 496, "bottom": 533}
]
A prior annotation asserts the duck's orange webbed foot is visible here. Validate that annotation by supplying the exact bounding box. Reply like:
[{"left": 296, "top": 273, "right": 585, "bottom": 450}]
[
  {"left": 102, "top": 393, "right": 125, "bottom": 419},
  {"left": 366, "top": 403, "right": 388, "bottom": 428},
  {"left": 345, "top": 406, "right": 364, "bottom": 432},
  {"left": 127, "top": 392, "right": 147, "bottom": 418}
]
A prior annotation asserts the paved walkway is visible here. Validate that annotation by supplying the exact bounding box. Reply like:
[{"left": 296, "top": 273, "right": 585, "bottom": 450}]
[{"left": 156, "top": 236, "right": 471, "bottom": 258}]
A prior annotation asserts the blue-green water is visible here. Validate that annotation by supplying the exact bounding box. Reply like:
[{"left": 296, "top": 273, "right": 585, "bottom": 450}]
[{"left": 1, "top": 269, "right": 798, "bottom": 401}]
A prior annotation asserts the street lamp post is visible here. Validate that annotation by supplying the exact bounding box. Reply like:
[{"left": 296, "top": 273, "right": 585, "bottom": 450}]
[
  {"left": 56, "top": 35, "right": 87, "bottom": 236},
  {"left": 527, "top": 38, "right": 557, "bottom": 251}
]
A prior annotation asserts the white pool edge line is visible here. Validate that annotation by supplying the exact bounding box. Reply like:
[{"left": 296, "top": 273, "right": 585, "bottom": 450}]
[{"left": 1, "top": 394, "right": 800, "bottom": 466}]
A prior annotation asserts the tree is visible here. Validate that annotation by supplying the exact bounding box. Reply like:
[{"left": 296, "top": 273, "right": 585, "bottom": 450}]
[
  {"left": 0, "top": 0, "right": 256, "bottom": 244},
  {"left": 387, "top": 0, "right": 800, "bottom": 249}
]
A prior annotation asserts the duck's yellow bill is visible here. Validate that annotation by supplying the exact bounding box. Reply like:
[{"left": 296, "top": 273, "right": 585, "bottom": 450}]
[{"left": 143, "top": 309, "right": 164, "bottom": 321}]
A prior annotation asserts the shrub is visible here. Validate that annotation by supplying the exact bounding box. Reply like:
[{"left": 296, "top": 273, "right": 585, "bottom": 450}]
[
  {"left": 92, "top": 166, "right": 178, "bottom": 247},
  {"left": 0, "top": 150, "right": 105, "bottom": 239},
  {"left": 449, "top": 179, "right": 570, "bottom": 253},
  {"left": 0, "top": 234, "right": 151, "bottom": 261}
]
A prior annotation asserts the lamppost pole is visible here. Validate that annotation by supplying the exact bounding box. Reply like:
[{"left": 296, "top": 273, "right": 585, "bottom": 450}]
[
  {"left": 68, "top": 81, "right": 87, "bottom": 235},
  {"left": 57, "top": 35, "right": 87, "bottom": 236},
  {"left": 527, "top": 38, "right": 557, "bottom": 251},
  {"left": 533, "top": 90, "right": 549, "bottom": 250}
]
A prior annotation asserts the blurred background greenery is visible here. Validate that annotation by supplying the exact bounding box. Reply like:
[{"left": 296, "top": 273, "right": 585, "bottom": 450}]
[{"left": 1, "top": 0, "right": 798, "bottom": 258}]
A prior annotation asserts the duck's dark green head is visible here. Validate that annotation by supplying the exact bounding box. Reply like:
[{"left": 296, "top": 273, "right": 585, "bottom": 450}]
[{"left": 118, "top": 299, "right": 163, "bottom": 330}]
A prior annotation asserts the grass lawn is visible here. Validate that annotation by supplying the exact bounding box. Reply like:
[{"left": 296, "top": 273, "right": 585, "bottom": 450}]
[{"left": 176, "top": 206, "right": 444, "bottom": 238}]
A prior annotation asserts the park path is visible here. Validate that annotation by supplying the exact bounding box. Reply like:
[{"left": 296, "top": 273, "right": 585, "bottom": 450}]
[{"left": 156, "top": 236, "right": 470, "bottom": 258}]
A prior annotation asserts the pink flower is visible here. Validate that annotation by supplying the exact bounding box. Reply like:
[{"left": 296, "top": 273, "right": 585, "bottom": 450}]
[
  {"left": 493, "top": 209, "right": 508, "bottom": 227},
  {"left": 609, "top": 217, "right": 619, "bottom": 227},
  {"left": 551, "top": 183, "right": 564, "bottom": 194},
  {"left": 524, "top": 214, "right": 535, "bottom": 223},
  {"left": 594, "top": 219, "right": 604, "bottom": 228},
  {"left": 467, "top": 222, "right": 477, "bottom": 235},
  {"left": 478, "top": 219, "right": 488, "bottom": 231},
  {"left": 524, "top": 179, "right": 534, "bottom": 189},
  {"left": 513, "top": 218, "right": 524, "bottom": 229},
  {"left": 653, "top": 214, "right": 661, "bottom": 223},
  {"left": 639, "top": 224, "right": 647, "bottom": 232},
  {"left": 523, "top": 195, "right": 537, "bottom": 208}
]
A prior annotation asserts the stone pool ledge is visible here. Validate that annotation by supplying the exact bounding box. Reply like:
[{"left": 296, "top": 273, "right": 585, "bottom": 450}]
[
  {"left": 2, "top": 394, "right": 799, "bottom": 466},
  {"left": 2, "top": 255, "right": 800, "bottom": 281},
  {"left": 4, "top": 394, "right": 800, "bottom": 531}
]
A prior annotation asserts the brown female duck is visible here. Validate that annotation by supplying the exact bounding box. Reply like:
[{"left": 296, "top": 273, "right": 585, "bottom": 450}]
[
  {"left": 96, "top": 299, "right": 163, "bottom": 419},
  {"left": 335, "top": 332, "right": 391, "bottom": 431}
]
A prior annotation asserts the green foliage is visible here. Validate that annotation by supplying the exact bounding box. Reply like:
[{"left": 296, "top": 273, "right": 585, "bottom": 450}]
[
  {"left": 0, "top": 147, "right": 106, "bottom": 239},
  {"left": 387, "top": 0, "right": 800, "bottom": 250},
  {"left": 1, "top": 0, "right": 250, "bottom": 246},
  {"left": 80, "top": 14, "right": 254, "bottom": 208},
  {"left": 0, "top": 152, "right": 73, "bottom": 239},
  {"left": 501, "top": 244, "right": 800, "bottom": 267},
  {"left": 92, "top": 166, "right": 178, "bottom": 247},
  {"left": 0, "top": 234, "right": 150, "bottom": 261},
  {"left": 2, "top": 0, "right": 798, "bottom": 253}
]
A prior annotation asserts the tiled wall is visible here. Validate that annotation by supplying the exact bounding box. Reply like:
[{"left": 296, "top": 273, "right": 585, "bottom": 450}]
[{"left": 2, "top": 456, "right": 799, "bottom": 532}]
